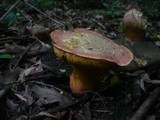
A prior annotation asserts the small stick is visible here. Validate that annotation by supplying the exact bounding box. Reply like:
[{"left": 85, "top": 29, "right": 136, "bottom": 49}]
[
  {"left": 129, "top": 87, "right": 160, "bottom": 120},
  {"left": 91, "top": 19, "right": 106, "bottom": 30},
  {"left": 0, "top": 36, "right": 25, "bottom": 41}
]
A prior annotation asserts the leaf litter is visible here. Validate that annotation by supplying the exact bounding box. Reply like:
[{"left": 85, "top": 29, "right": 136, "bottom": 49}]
[{"left": 0, "top": 0, "right": 160, "bottom": 120}]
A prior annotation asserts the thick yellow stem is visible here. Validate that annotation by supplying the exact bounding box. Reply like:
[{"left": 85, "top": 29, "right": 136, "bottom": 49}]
[{"left": 70, "top": 67, "right": 101, "bottom": 95}]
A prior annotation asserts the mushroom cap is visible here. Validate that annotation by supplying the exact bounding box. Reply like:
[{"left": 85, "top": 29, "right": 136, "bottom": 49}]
[
  {"left": 123, "top": 9, "right": 147, "bottom": 41},
  {"left": 123, "top": 9, "right": 147, "bottom": 30},
  {"left": 50, "top": 28, "right": 133, "bottom": 69}
]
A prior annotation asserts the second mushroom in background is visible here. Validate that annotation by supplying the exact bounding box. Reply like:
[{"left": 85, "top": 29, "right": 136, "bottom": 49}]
[
  {"left": 123, "top": 8, "right": 147, "bottom": 41},
  {"left": 119, "top": 8, "right": 160, "bottom": 71}
]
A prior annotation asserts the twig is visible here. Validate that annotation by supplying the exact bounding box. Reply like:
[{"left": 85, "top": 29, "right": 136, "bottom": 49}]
[
  {"left": 0, "top": 0, "right": 21, "bottom": 21},
  {"left": 6, "top": 73, "right": 60, "bottom": 86},
  {"left": 24, "top": 1, "right": 65, "bottom": 27},
  {"left": 16, "top": 7, "right": 32, "bottom": 22},
  {"left": 87, "top": 91, "right": 107, "bottom": 111},
  {"left": 0, "top": 45, "right": 50, "bottom": 55},
  {"left": 90, "top": 19, "right": 106, "bottom": 30},
  {"left": 29, "top": 81, "right": 65, "bottom": 94},
  {"left": 12, "top": 41, "right": 38, "bottom": 69},
  {"left": 0, "top": 36, "right": 26, "bottom": 41},
  {"left": 129, "top": 87, "right": 160, "bottom": 120},
  {"left": 25, "top": 74, "right": 59, "bottom": 82},
  {"left": 25, "top": 56, "right": 61, "bottom": 75}
]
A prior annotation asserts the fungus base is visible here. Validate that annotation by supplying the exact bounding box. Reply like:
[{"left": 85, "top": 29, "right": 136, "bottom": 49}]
[{"left": 70, "top": 67, "right": 101, "bottom": 95}]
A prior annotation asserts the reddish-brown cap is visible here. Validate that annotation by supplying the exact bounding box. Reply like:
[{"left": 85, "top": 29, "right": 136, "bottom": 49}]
[
  {"left": 50, "top": 28, "right": 133, "bottom": 67},
  {"left": 123, "top": 9, "right": 147, "bottom": 41},
  {"left": 123, "top": 9, "right": 147, "bottom": 29}
]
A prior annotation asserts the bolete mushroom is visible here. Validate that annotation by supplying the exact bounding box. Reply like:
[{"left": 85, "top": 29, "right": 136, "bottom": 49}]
[
  {"left": 50, "top": 28, "right": 133, "bottom": 94},
  {"left": 123, "top": 8, "right": 147, "bottom": 41},
  {"left": 117, "top": 9, "right": 160, "bottom": 71}
]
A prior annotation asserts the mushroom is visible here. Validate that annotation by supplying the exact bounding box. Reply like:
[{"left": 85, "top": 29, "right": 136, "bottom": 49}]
[
  {"left": 117, "top": 9, "right": 160, "bottom": 71},
  {"left": 123, "top": 8, "right": 147, "bottom": 41},
  {"left": 50, "top": 28, "right": 133, "bottom": 94}
]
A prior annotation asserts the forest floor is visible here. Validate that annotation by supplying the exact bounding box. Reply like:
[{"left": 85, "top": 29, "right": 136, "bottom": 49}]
[{"left": 0, "top": 1, "right": 160, "bottom": 120}]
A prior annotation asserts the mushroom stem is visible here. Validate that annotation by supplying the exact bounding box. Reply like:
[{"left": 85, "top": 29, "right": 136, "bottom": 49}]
[
  {"left": 70, "top": 67, "right": 101, "bottom": 94},
  {"left": 124, "top": 26, "right": 145, "bottom": 41}
]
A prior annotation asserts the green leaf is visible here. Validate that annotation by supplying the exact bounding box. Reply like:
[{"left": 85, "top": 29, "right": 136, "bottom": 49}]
[
  {"left": 59, "top": 69, "right": 66, "bottom": 73},
  {"left": 106, "top": 10, "right": 113, "bottom": 16},
  {"left": 0, "top": 54, "right": 12, "bottom": 59},
  {"left": 114, "top": 11, "right": 121, "bottom": 16},
  {"left": 16, "top": 12, "right": 21, "bottom": 18},
  {"left": 103, "top": 3, "right": 109, "bottom": 8},
  {"left": 4, "top": 11, "right": 16, "bottom": 25},
  {"left": 118, "top": 22, "right": 124, "bottom": 32},
  {"left": 110, "top": 74, "right": 119, "bottom": 86}
]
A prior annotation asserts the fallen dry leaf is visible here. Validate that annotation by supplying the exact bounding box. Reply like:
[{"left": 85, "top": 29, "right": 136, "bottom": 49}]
[
  {"left": 0, "top": 69, "right": 20, "bottom": 84},
  {"left": 19, "top": 60, "right": 43, "bottom": 81},
  {"left": 31, "top": 84, "right": 73, "bottom": 107}
]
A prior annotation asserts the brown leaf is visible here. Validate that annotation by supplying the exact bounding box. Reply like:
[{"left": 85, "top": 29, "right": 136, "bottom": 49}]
[
  {"left": 17, "top": 85, "right": 34, "bottom": 106},
  {"left": 5, "top": 42, "right": 26, "bottom": 54},
  {"left": 31, "top": 85, "right": 73, "bottom": 107},
  {"left": 60, "top": 109, "right": 72, "bottom": 120},
  {"left": 0, "top": 69, "right": 20, "bottom": 84},
  {"left": 19, "top": 61, "right": 43, "bottom": 81},
  {"left": 6, "top": 99, "right": 19, "bottom": 113}
]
